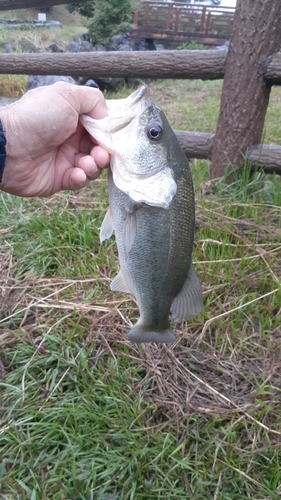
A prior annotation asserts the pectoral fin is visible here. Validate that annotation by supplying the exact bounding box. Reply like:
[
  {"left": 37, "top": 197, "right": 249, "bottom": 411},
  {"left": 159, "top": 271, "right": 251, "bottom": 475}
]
[
  {"left": 123, "top": 210, "right": 137, "bottom": 258},
  {"left": 171, "top": 264, "right": 203, "bottom": 323},
  {"left": 100, "top": 207, "right": 114, "bottom": 243}
]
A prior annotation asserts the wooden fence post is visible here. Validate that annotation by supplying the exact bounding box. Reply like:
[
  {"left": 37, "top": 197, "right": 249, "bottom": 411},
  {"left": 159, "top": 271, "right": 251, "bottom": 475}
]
[{"left": 210, "top": 0, "right": 281, "bottom": 179}]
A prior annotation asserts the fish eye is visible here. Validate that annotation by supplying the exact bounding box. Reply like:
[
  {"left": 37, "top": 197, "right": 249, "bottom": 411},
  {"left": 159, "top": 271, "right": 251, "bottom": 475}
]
[{"left": 146, "top": 123, "right": 163, "bottom": 142}]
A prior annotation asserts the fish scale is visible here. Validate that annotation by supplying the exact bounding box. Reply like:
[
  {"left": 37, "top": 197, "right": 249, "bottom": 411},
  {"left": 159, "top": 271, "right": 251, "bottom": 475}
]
[{"left": 80, "top": 86, "right": 203, "bottom": 343}]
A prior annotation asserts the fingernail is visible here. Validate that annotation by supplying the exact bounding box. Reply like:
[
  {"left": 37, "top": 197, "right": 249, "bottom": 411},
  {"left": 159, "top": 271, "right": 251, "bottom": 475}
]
[{"left": 79, "top": 172, "right": 87, "bottom": 187}]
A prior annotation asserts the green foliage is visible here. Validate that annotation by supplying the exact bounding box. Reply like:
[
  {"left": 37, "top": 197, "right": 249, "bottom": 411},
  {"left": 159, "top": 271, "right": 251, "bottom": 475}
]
[
  {"left": 67, "top": 0, "right": 134, "bottom": 46},
  {"left": 0, "top": 74, "right": 27, "bottom": 97},
  {"left": 67, "top": 0, "right": 95, "bottom": 17},
  {"left": 177, "top": 41, "right": 205, "bottom": 50},
  {"left": 87, "top": 0, "right": 133, "bottom": 45}
]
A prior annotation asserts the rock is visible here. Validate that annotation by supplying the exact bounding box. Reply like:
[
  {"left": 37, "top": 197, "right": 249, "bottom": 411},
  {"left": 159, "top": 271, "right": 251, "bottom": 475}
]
[
  {"left": 109, "top": 31, "right": 135, "bottom": 51},
  {"left": 132, "top": 37, "right": 146, "bottom": 51},
  {"left": 126, "top": 77, "right": 151, "bottom": 88},
  {"left": 93, "top": 77, "right": 126, "bottom": 92},
  {"left": 118, "top": 43, "right": 133, "bottom": 51},
  {"left": 66, "top": 41, "right": 80, "bottom": 53},
  {"left": 81, "top": 40, "right": 93, "bottom": 52},
  {"left": 110, "top": 33, "right": 127, "bottom": 51},
  {"left": 34, "top": 21, "right": 61, "bottom": 29},
  {"left": 3, "top": 43, "right": 14, "bottom": 53},
  {"left": 95, "top": 44, "right": 106, "bottom": 52},
  {"left": 80, "top": 33, "right": 92, "bottom": 42},
  {"left": 84, "top": 79, "right": 99, "bottom": 88},
  {"left": 145, "top": 38, "right": 157, "bottom": 51},
  {"left": 107, "top": 31, "right": 157, "bottom": 53},
  {"left": 26, "top": 75, "right": 77, "bottom": 92},
  {"left": 66, "top": 38, "right": 94, "bottom": 53},
  {"left": 46, "top": 43, "right": 62, "bottom": 53},
  {"left": 216, "top": 41, "right": 229, "bottom": 51}
]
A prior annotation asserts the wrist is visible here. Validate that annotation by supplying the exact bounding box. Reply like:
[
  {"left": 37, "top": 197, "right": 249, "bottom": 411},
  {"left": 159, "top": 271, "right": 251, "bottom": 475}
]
[{"left": 0, "top": 119, "right": 7, "bottom": 183}]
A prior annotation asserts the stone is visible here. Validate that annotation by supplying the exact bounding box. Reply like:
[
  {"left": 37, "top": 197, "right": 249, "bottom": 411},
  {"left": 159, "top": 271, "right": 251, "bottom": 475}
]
[{"left": 26, "top": 75, "right": 77, "bottom": 92}]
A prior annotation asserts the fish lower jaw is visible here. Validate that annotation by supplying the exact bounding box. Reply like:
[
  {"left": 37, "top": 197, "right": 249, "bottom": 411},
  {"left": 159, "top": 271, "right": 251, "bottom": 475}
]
[{"left": 126, "top": 323, "right": 175, "bottom": 344}]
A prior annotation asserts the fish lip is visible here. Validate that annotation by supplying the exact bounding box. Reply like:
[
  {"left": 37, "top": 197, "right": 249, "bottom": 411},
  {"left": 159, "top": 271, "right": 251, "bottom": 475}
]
[
  {"left": 106, "top": 86, "right": 148, "bottom": 115},
  {"left": 80, "top": 86, "right": 148, "bottom": 145},
  {"left": 125, "top": 86, "right": 147, "bottom": 109}
]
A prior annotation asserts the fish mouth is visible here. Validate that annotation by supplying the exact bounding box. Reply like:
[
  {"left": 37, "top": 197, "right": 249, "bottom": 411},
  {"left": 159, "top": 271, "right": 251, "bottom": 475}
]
[
  {"left": 105, "top": 86, "right": 148, "bottom": 133},
  {"left": 80, "top": 86, "right": 149, "bottom": 151},
  {"left": 106, "top": 86, "right": 147, "bottom": 115}
]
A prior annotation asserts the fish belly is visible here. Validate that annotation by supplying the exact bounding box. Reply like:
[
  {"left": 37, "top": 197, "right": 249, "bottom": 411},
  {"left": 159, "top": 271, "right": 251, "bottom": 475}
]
[{"left": 108, "top": 167, "right": 195, "bottom": 343}]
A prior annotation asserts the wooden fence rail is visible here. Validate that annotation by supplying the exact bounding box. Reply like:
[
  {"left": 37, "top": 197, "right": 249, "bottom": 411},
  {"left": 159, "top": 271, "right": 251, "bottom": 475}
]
[
  {"left": 177, "top": 131, "right": 281, "bottom": 174},
  {"left": 0, "top": 51, "right": 226, "bottom": 79},
  {"left": 0, "top": 50, "right": 280, "bottom": 82},
  {"left": 0, "top": 0, "right": 280, "bottom": 175},
  {"left": 0, "top": 49, "right": 280, "bottom": 174}
]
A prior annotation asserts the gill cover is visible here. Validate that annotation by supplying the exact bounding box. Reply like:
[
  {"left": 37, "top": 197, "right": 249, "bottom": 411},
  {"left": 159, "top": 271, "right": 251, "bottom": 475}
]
[{"left": 80, "top": 86, "right": 177, "bottom": 209}]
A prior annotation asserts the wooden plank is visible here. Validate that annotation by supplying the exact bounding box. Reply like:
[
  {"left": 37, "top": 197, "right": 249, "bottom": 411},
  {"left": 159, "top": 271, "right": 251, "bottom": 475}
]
[
  {"left": 143, "top": 2, "right": 150, "bottom": 30},
  {"left": 177, "top": 22, "right": 202, "bottom": 30},
  {"left": 132, "top": 30, "right": 229, "bottom": 44},
  {"left": 174, "top": 7, "right": 180, "bottom": 33},
  {"left": 200, "top": 6, "right": 206, "bottom": 32},
  {"left": 133, "top": 9, "right": 139, "bottom": 27},
  {"left": 166, "top": 3, "right": 173, "bottom": 30},
  {"left": 205, "top": 12, "right": 211, "bottom": 34}
]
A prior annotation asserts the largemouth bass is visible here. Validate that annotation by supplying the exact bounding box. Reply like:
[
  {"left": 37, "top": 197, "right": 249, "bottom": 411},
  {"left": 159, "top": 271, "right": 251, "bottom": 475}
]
[{"left": 80, "top": 86, "right": 203, "bottom": 343}]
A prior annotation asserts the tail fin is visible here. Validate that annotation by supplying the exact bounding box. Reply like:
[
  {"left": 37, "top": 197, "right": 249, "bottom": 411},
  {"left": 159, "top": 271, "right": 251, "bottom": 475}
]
[{"left": 127, "top": 324, "right": 175, "bottom": 344}]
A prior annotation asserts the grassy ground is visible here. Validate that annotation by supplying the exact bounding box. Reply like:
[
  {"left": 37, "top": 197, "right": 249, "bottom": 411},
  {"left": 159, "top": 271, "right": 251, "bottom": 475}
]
[
  {"left": 0, "top": 6, "right": 281, "bottom": 494},
  {"left": 0, "top": 78, "right": 280, "bottom": 499}
]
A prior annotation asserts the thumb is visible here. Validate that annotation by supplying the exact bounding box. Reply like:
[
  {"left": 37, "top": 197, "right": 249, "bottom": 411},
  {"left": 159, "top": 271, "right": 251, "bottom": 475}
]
[{"left": 61, "top": 84, "right": 108, "bottom": 120}]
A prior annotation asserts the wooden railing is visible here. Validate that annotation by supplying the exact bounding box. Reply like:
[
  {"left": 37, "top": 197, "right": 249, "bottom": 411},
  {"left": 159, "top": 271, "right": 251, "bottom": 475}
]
[{"left": 132, "top": 1, "right": 235, "bottom": 45}]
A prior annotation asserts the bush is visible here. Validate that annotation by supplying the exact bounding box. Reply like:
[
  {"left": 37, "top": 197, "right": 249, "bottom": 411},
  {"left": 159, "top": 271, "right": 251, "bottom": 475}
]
[
  {"left": 67, "top": 0, "right": 133, "bottom": 46},
  {"left": 177, "top": 41, "right": 206, "bottom": 50}
]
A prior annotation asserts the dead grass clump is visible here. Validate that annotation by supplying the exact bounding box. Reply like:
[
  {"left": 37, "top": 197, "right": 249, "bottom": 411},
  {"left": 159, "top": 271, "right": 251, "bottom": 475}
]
[{"left": 84, "top": 309, "right": 281, "bottom": 435}]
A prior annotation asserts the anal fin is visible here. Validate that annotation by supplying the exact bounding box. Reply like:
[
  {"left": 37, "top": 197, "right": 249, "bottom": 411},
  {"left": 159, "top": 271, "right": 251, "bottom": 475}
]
[
  {"left": 171, "top": 264, "right": 203, "bottom": 323},
  {"left": 110, "top": 269, "right": 131, "bottom": 294}
]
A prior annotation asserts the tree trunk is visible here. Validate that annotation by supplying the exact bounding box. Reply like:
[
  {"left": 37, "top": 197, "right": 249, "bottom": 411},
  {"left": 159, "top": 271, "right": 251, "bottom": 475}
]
[
  {"left": 0, "top": 0, "right": 67, "bottom": 9},
  {"left": 0, "top": 51, "right": 226, "bottom": 79},
  {"left": 210, "top": 0, "right": 281, "bottom": 179}
]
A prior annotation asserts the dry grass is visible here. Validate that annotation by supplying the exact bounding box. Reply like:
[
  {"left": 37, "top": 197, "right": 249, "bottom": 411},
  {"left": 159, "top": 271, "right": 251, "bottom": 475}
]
[{"left": 1, "top": 191, "right": 280, "bottom": 429}]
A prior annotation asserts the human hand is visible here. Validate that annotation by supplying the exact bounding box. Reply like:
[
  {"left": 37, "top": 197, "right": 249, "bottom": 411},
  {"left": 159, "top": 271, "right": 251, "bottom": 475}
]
[{"left": 0, "top": 82, "right": 110, "bottom": 197}]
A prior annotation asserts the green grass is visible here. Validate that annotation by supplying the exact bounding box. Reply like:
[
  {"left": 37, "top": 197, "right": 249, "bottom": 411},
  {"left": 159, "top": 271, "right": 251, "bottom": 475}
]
[{"left": 1, "top": 79, "right": 281, "bottom": 499}]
